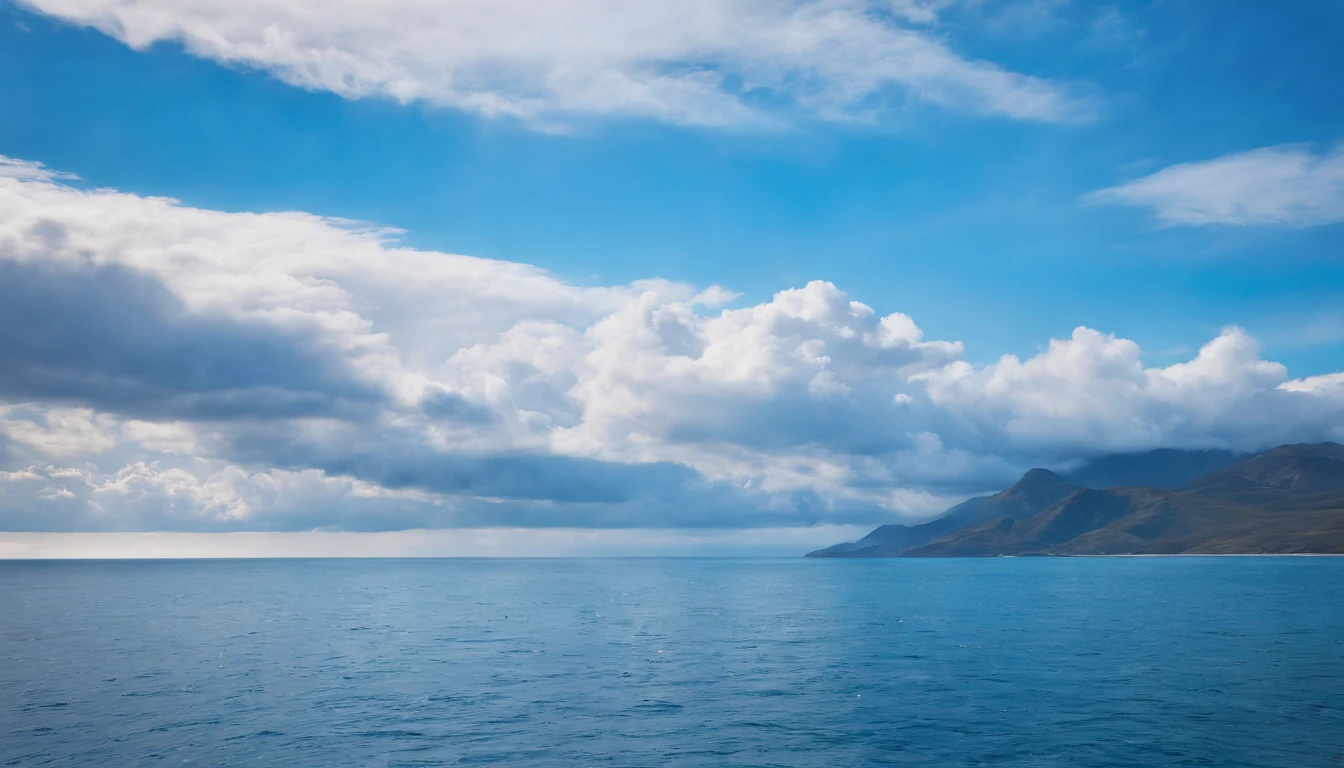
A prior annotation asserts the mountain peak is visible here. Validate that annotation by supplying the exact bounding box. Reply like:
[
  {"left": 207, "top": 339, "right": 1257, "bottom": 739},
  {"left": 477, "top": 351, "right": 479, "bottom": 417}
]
[
  {"left": 993, "top": 468, "right": 1080, "bottom": 515},
  {"left": 1011, "top": 468, "right": 1066, "bottom": 489}
]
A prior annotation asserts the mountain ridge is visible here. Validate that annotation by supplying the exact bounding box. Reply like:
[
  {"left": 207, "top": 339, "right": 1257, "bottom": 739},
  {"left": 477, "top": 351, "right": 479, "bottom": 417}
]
[
  {"left": 1062, "top": 447, "right": 1247, "bottom": 490},
  {"left": 806, "top": 466, "right": 1081, "bottom": 558},
  {"left": 807, "top": 443, "right": 1344, "bottom": 557}
]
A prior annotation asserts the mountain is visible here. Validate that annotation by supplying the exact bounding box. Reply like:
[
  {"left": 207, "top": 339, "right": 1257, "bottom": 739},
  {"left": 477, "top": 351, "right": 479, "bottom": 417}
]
[
  {"left": 807, "top": 468, "right": 1082, "bottom": 557},
  {"left": 905, "top": 487, "right": 1155, "bottom": 557},
  {"left": 1184, "top": 442, "right": 1344, "bottom": 495},
  {"left": 807, "top": 443, "right": 1344, "bottom": 557},
  {"left": 1062, "top": 448, "right": 1246, "bottom": 490}
]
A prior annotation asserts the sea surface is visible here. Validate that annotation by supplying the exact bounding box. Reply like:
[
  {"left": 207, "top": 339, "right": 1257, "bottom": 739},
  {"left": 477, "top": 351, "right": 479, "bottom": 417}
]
[{"left": 1, "top": 557, "right": 1341, "bottom": 767}]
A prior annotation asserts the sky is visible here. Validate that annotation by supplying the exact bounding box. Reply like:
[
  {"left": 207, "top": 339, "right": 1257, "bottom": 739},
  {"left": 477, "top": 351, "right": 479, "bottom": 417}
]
[{"left": 0, "top": 0, "right": 1342, "bottom": 556}]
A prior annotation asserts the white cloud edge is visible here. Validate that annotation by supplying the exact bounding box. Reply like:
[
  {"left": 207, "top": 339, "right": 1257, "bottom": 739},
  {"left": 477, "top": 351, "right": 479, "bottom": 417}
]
[
  {"left": 16, "top": 0, "right": 1089, "bottom": 128},
  {"left": 1085, "top": 142, "right": 1344, "bottom": 227}
]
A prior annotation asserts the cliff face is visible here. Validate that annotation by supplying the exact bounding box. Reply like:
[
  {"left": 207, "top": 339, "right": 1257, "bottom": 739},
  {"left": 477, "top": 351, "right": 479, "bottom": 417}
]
[{"left": 807, "top": 443, "right": 1344, "bottom": 557}]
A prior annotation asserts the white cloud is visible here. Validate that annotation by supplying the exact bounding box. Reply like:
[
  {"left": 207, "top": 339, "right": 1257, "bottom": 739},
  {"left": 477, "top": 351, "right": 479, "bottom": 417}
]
[
  {"left": 1086, "top": 143, "right": 1344, "bottom": 226},
  {"left": 0, "top": 405, "right": 119, "bottom": 458},
  {"left": 1280, "top": 371, "right": 1344, "bottom": 396},
  {"left": 1, "top": 154, "right": 1343, "bottom": 535},
  {"left": 0, "top": 154, "right": 647, "bottom": 420},
  {"left": 919, "top": 326, "right": 1343, "bottom": 453},
  {"left": 18, "top": 0, "right": 1086, "bottom": 127},
  {"left": 0, "top": 458, "right": 447, "bottom": 531}
]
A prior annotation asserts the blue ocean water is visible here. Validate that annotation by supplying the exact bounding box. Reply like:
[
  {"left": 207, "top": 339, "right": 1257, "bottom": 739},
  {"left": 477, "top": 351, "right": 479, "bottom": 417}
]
[{"left": 1, "top": 557, "right": 1341, "bottom": 767}]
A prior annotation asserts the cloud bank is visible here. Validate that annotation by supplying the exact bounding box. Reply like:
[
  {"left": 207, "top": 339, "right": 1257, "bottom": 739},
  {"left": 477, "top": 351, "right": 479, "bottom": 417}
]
[
  {"left": 2, "top": 155, "right": 1343, "bottom": 533},
  {"left": 18, "top": 0, "right": 1087, "bottom": 127},
  {"left": 1087, "top": 143, "right": 1344, "bottom": 227}
]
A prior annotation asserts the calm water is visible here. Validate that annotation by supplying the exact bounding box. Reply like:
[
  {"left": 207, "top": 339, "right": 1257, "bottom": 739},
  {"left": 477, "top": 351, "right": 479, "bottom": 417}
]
[{"left": 1, "top": 558, "right": 1341, "bottom": 767}]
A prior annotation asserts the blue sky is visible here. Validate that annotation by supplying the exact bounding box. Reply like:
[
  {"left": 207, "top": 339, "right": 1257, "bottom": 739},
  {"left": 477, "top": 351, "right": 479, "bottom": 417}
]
[
  {"left": 0, "top": 0, "right": 1342, "bottom": 553},
  {"left": 4, "top": 0, "right": 1341, "bottom": 371}
]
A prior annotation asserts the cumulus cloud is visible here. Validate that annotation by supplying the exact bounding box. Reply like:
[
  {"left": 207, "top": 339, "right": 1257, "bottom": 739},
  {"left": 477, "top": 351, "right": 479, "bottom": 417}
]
[
  {"left": 919, "top": 326, "right": 1343, "bottom": 455},
  {"left": 0, "top": 405, "right": 118, "bottom": 459},
  {"left": 17, "top": 0, "right": 1087, "bottom": 127},
  {"left": 1086, "top": 143, "right": 1344, "bottom": 226},
  {"left": 1, "top": 154, "right": 1343, "bottom": 533},
  {"left": 0, "top": 459, "right": 450, "bottom": 532},
  {"left": 0, "top": 257, "right": 386, "bottom": 419},
  {"left": 0, "top": 154, "right": 642, "bottom": 411}
]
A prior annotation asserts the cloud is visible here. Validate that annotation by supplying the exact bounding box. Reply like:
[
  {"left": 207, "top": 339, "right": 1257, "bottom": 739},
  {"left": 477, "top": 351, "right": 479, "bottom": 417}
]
[
  {"left": 919, "top": 326, "right": 1344, "bottom": 455},
  {"left": 0, "top": 405, "right": 118, "bottom": 459},
  {"left": 0, "top": 257, "right": 384, "bottom": 419},
  {"left": 1, "top": 154, "right": 1343, "bottom": 534},
  {"left": 1086, "top": 143, "right": 1344, "bottom": 226},
  {"left": 0, "top": 154, "right": 644, "bottom": 412},
  {"left": 17, "top": 0, "right": 1087, "bottom": 127},
  {"left": 0, "top": 459, "right": 463, "bottom": 532}
]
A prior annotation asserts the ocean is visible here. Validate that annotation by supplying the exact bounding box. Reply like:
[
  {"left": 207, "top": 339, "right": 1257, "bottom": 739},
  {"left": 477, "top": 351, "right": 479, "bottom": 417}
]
[{"left": 2, "top": 557, "right": 1341, "bottom": 766}]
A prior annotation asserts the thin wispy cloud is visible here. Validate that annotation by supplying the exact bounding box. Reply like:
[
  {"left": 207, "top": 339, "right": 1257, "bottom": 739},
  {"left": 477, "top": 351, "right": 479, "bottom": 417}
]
[
  {"left": 17, "top": 0, "right": 1090, "bottom": 128},
  {"left": 1086, "top": 143, "right": 1344, "bottom": 227}
]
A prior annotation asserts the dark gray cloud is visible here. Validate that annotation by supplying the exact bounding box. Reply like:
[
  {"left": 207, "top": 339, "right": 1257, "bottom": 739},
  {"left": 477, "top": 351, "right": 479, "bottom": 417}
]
[
  {"left": 0, "top": 450, "right": 885, "bottom": 533},
  {"left": 213, "top": 422, "right": 874, "bottom": 527},
  {"left": 0, "top": 257, "right": 384, "bottom": 419},
  {"left": 417, "top": 388, "right": 497, "bottom": 424}
]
